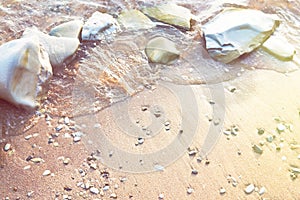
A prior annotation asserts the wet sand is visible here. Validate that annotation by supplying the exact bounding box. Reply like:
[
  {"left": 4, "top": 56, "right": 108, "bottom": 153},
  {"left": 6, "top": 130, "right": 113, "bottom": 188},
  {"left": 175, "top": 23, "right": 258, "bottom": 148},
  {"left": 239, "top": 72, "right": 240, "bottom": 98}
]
[{"left": 1, "top": 68, "right": 300, "bottom": 199}]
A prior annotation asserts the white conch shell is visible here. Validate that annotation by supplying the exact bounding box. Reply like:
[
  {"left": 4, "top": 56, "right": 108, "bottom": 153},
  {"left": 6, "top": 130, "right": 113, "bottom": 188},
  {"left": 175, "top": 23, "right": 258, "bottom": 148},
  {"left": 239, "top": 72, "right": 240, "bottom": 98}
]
[
  {"left": 22, "top": 26, "right": 80, "bottom": 66},
  {"left": 0, "top": 38, "right": 52, "bottom": 108}
]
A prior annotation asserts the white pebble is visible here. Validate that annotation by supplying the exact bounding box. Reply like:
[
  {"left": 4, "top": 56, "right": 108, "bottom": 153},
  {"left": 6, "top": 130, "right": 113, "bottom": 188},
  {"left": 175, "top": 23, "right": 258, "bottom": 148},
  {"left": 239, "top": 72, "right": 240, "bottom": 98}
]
[
  {"left": 298, "top": 154, "right": 300, "bottom": 159},
  {"left": 219, "top": 187, "right": 226, "bottom": 194},
  {"left": 259, "top": 187, "right": 266, "bottom": 195},
  {"left": 277, "top": 123, "right": 285, "bottom": 132},
  {"left": 4, "top": 143, "right": 11, "bottom": 151},
  {"left": 103, "top": 185, "right": 110, "bottom": 191},
  {"left": 281, "top": 156, "right": 287, "bottom": 161},
  {"left": 24, "top": 165, "right": 31, "bottom": 170},
  {"left": 187, "top": 187, "right": 194, "bottom": 194},
  {"left": 73, "top": 136, "right": 81, "bottom": 142},
  {"left": 90, "top": 187, "right": 99, "bottom": 194},
  {"left": 43, "top": 170, "right": 51, "bottom": 176},
  {"left": 245, "top": 184, "right": 255, "bottom": 194},
  {"left": 158, "top": 193, "right": 164, "bottom": 199}
]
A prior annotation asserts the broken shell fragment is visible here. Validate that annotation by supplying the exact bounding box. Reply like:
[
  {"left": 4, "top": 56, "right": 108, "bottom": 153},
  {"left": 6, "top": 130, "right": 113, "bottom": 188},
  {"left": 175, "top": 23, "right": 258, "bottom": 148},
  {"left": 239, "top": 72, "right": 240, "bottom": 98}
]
[
  {"left": 0, "top": 38, "right": 52, "bottom": 108},
  {"left": 49, "top": 20, "right": 83, "bottom": 39},
  {"left": 145, "top": 37, "right": 180, "bottom": 64},
  {"left": 22, "top": 26, "right": 80, "bottom": 66}
]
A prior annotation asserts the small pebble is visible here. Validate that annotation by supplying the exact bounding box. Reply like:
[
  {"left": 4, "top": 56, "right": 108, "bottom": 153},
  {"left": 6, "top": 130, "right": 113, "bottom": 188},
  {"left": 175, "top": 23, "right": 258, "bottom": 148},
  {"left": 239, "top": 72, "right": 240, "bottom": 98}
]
[
  {"left": 63, "top": 158, "right": 70, "bottom": 165},
  {"left": 103, "top": 185, "right": 110, "bottom": 191},
  {"left": 219, "top": 187, "right": 226, "bottom": 195},
  {"left": 90, "top": 163, "right": 97, "bottom": 170},
  {"left": 281, "top": 156, "right": 287, "bottom": 161},
  {"left": 4, "top": 143, "right": 11, "bottom": 151},
  {"left": 110, "top": 193, "right": 117, "bottom": 198},
  {"left": 24, "top": 135, "right": 33, "bottom": 140},
  {"left": 27, "top": 191, "right": 34, "bottom": 197},
  {"left": 252, "top": 144, "right": 263, "bottom": 154},
  {"left": 64, "top": 117, "right": 70, "bottom": 125},
  {"left": 187, "top": 187, "right": 194, "bottom": 194},
  {"left": 223, "top": 130, "right": 231, "bottom": 136},
  {"left": 228, "top": 86, "right": 237, "bottom": 93},
  {"left": 137, "top": 138, "right": 144, "bottom": 145},
  {"left": 257, "top": 128, "right": 265, "bottom": 135},
  {"left": 24, "top": 165, "right": 31, "bottom": 170},
  {"left": 43, "top": 169, "right": 51, "bottom": 176},
  {"left": 31, "top": 157, "right": 43, "bottom": 163},
  {"left": 245, "top": 184, "right": 255, "bottom": 194},
  {"left": 53, "top": 142, "right": 59, "bottom": 147},
  {"left": 191, "top": 169, "right": 198, "bottom": 175},
  {"left": 55, "top": 124, "right": 64, "bottom": 131},
  {"left": 158, "top": 193, "right": 164, "bottom": 199},
  {"left": 297, "top": 154, "right": 300, "bottom": 159},
  {"left": 90, "top": 187, "right": 99, "bottom": 194},
  {"left": 73, "top": 136, "right": 81, "bottom": 142},
  {"left": 259, "top": 187, "right": 266, "bottom": 195},
  {"left": 277, "top": 123, "right": 285, "bottom": 132}
]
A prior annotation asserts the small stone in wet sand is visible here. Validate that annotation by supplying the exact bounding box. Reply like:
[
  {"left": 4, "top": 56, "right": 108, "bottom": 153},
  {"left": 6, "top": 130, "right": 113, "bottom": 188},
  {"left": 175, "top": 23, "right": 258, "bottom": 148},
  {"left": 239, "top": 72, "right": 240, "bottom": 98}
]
[
  {"left": 252, "top": 144, "right": 263, "bottom": 154},
  {"left": 191, "top": 169, "right": 198, "bottom": 175},
  {"left": 110, "top": 193, "right": 117, "bottom": 198},
  {"left": 90, "top": 187, "right": 99, "bottom": 194},
  {"left": 259, "top": 186, "right": 266, "bottom": 195},
  {"left": 43, "top": 169, "right": 51, "bottom": 176},
  {"left": 3, "top": 143, "right": 11, "bottom": 151},
  {"left": 219, "top": 187, "right": 226, "bottom": 195},
  {"left": 187, "top": 187, "right": 194, "bottom": 194},
  {"left": 158, "top": 193, "right": 164, "bottom": 199},
  {"left": 245, "top": 184, "right": 255, "bottom": 194},
  {"left": 73, "top": 136, "right": 81, "bottom": 142}
]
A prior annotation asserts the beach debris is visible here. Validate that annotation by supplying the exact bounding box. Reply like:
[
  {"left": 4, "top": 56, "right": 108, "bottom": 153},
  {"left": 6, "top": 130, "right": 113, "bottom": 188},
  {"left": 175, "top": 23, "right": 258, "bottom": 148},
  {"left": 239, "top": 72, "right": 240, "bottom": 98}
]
[
  {"left": 81, "top": 11, "right": 120, "bottom": 41},
  {"left": 202, "top": 8, "right": 279, "bottom": 63},
  {"left": 118, "top": 9, "right": 155, "bottom": 30},
  {"left": 262, "top": 34, "right": 296, "bottom": 61},
  {"left": 0, "top": 38, "right": 52, "bottom": 108},
  {"left": 49, "top": 20, "right": 83, "bottom": 39},
  {"left": 142, "top": 3, "right": 192, "bottom": 30},
  {"left": 145, "top": 37, "right": 180, "bottom": 64}
]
